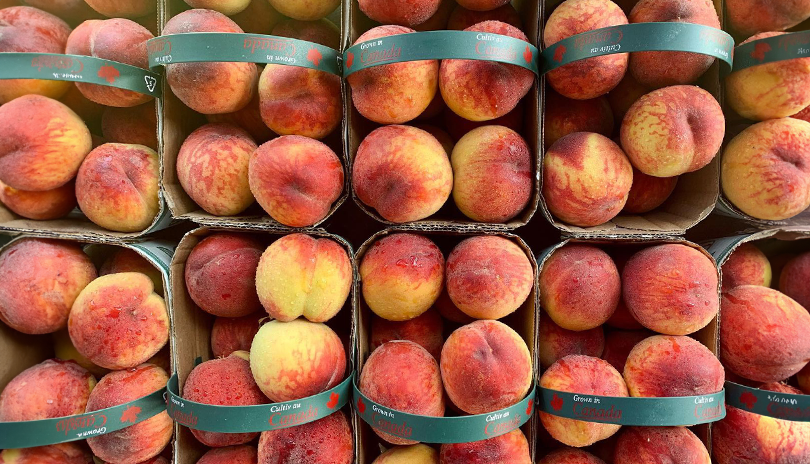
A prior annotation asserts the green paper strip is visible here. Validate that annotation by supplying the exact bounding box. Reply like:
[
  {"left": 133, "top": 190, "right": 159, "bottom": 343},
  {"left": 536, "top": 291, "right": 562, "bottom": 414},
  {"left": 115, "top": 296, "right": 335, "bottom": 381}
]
[
  {"left": 540, "top": 22, "right": 734, "bottom": 74},
  {"left": 0, "top": 53, "right": 161, "bottom": 98},
  {"left": 732, "top": 30, "right": 810, "bottom": 72},
  {"left": 166, "top": 373, "right": 351, "bottom": 433},
  {"left": 342, "top": 30, "right": 540, "bottom": 77},
  {"left": 538, "top": 387, "right": 726, "bottom": 426},
  {"left": 146, "top": 33, "right": 341, "bottom": 76},
  {"left": 353, "top": 380, "right": 535, "bottom": 443},
  {"left": 0, "top": 386, "right": 166, "bottom": 449},
  {"left": 725, "top": 382, "right": 810, "bottom": 422}
]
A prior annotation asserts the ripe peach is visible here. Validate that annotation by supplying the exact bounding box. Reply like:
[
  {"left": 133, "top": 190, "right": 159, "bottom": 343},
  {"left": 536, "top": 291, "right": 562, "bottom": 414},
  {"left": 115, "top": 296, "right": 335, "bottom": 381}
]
[
  {"left": 83, "top": 0, "right": 155, "bottom": 18},
  {"left": 267, "top": 0, "right": 339, "bottom": 20},
  {"left": 439, "top": 430, "right": 531, "bottom": 463},
  {"left": 185, "top": 0, "right": 250, "bottom": 15},
  {"left": 439, "top": 21, "right": 534, "bottom": 121},
  {"left": 60, "top": 85, "right": 105, "bottom": 130},
  {"left": 454, "top": 0, "right": 510, "bottom": 11},
  {"left": 432, "top": 287, "right": 474, "bottom": 324},
  {"left": 101, "top": 102, "right": 158, "bottom": 151},
  {"left": 621, "top": 168, "right": 678, "bottom": 214},
  {"left": 722, "top": 243, "right": 772, "bottom": 292},
  {"left": 371, "top": 309, "right": 444, "bottom": 359},
  {"left": 794, "top": 104, "right": 810, "bottom": 124},
  {"left": 206, "top": 93, "right": 275, "bottom": 144},
  {"left": 447, "top": 3, "right": 521, "bottom": 30},
  {"left": 197, "top": 445, "right": 257, "bottom": 464},
  {"left": 539, "top": 449, "right": 606, "bottom": 464},
  {"left": 271, "top": 19, "right": 340, "bottom": 49},
  {"left": 414, "top": 124, "right": 454, "bottom": 154},
  {"left": 0, "top": 443, "right": 93, "bottom": 464},
  {"left": 614, "top": 427, "right": 710, "bottom": 464},
  {"left": 443, "top": 100, "right": 525, "bottom": 141},
  {"left": 606, "top": 300, "right": 644, "bottom": 330},
  {"left": 0, "top": 359, "right": 95, "bottom": 421},
  {"left": 211, "top": 313, "right": 262, "bottom": 358},
  {"left": 539, "top": 311, "right": 605, "bottom": 369},
  {"left": 231, "top": 0, "right": 282, "bottom": 33},
  {"left": 607, "top": 73, "right": 650, "bottom": 122},
  {"left": 726, "top": 0, "right": 810, "bottom": 36},
  {"left": 359, "top": 0, "right": 441, "bottom": 26},
  {"left": 373, "top": 444, "right": 439, "bottom": 463},
  {"left": 257, "top": 412, "right": 353, "bottom": 464},
  {"left": 601, "top": 329, "right": 652, "bottom": 372},
  {"left": 413, "top": 0, "right": 454, "bottom": 31},
  {"left": 100, "top": 248, "right": 164, "bottom": 297},
  {"left": 21, "top": 0, "right": 99, "bottom": 24},
  {"left": 446, "top": 236, "right": 533, "bottom": 320},
  {"left": 544, "top": 91, "right": 614, "bottom": 149},
  {"left": 53, "top": 329, "right": 109, "bottom": 378},
  {"left": 0, "top": 180, "right": 76, "bottom": 221},
  {"left": 0, "top": 238, "right": 96, "bottom": 335},
  {"left": 780, "top": 252, "right": 810, "bottom": 309}
]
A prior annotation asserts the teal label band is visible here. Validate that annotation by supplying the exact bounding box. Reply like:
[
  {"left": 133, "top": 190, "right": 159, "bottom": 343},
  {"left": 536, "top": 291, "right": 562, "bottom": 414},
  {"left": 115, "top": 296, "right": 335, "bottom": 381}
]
[
  {"left": 540, "top": 22, "right": 734, "bottom": 74},
  {"left": 0, "top": 386, "right": 166, "bottom": 449},
  {"left": 0, "top": 52, "right": 161, "bottom": 98},
  {"left": 725, "top": 382, "right": 810, "bottom": 421},
  {"left": 353, "top": 380, "right": 536, "bottom": 443},
  {"left": 166, "top": 373, "right": 351, "bottom": 433},
  {"left": 732, "top": 30, "right": 810, "bottom": 72},
  {"left": 342, "top": 30, "right": 540, "bottom": 77},
  {"left": 146, "top": 33, "right": 341, "bottom": 76},
  {"left": 127, "top": 240, "right": 176, "bottom": 275},
  {"left": 538, "top": 387, "right": 726, "bottom": 426}
]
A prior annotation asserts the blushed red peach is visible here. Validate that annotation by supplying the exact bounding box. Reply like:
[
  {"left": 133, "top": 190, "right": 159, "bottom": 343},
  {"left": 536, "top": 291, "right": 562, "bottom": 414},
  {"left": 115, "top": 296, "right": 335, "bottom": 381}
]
[
  {"left": 432, "top": 288, "right": 474, "bottom": 324},
  {"left": 258, "top": 412, "right": 353, "bottom": 464},
  {"left": 231, "top": 0, "right": 282, "bottom": 34},
  {"left": 60, "top": 85, "right": 105, "bottom": 129},
  {"left": 0, "top": 443, "right": 93, "bottom": 464},
  {"left": 601, "top": 329, "right": 652, "bottom": 372},
  {"left": 371, "top": 309, "right": 444, "bottom": 359},
  {"left": 447, "top": 3, "right": 521, "bottom": 30},
  {"left": 606, "top": 299, "right": 644, "bottom": 330},
  {"left": 727, "top": 0, "right": 810, "bottom": 36},
  {"left": 780, "top": 251, "right": 810, "bottom": 309},
  {"left": 539, "top": 311, "right": 605, "bottom": 369},
  {"left": 614, "top": 427, "right": 710, "bottom": 464},
  {"left": 271, "top": 19, "right": 340, "bottom": 49},
  {"left": 267, "top": 0, "right": 338, "bottom": 20},
  {"left": 100, "top": 248, "right": 164, "bottom": 296},
  {"left": 211, "top": 313, "right": 263, "bottom": 358},
  {"left": 19, "top": 0, "right": 100, "bottom": 24},
  {"left": 545, "top": 91, "right": 614, "bottom": 149},
  {"left": 454, "top": 0, "right": 510, "bottom": 11},
  {"left": 197, "top": 445, "right": 257, "bottom": 464},
  {"left": 101, "top": 102, "right": 158, "bottom": 151},
  {"left": 722, "top": 243, "right": 772, "bottom": 291},
  {"left": 185, "top": 0, "right": 250, "bottom": 15},
  {"left": 794, "top": 104, "right": 810, "bottom": 124},
  {"left": 414, "top": 124, "right": 454, "bottom": 154},
  {"left": 206, "top": 93, "right": 275, "bottom": 144},
  {"left": 53, "top": 329, "right": 109, "bottom": 378},
  {"left": 0, "top": 359, "right": 95, "bottom": 421},
  {"left": 413, "top": 0, "right": 454, "bottom": 31},
  {"left": 373, "top": 444, "right": 439, "bottom": 464},
  {"left": 622, "top": 168, "right": 678, "bottom": 214},
  {"left": 539, "top": 448, "right": 606, "bottom": 464},
  {"left": 359, "top": 0, "right": 441, "bottom": 26},
  {"left": 83, "top": 0, "right": 155, "bottom": 18},
  {"left": 607, "top": 73, "right": 650, "bottom": 122},
  {"left": 0, "top": 180, "right": 76, "bottom": 221},
  {"left": 440, "top": 430, "right": 531, "bottom": 464}
]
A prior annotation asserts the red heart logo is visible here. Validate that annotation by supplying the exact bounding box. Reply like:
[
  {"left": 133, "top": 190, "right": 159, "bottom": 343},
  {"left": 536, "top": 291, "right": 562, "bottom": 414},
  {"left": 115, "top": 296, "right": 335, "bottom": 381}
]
[
  {"left": 551, "top": 393, "right": 563, "bottom": 412},
  {"left": 357, "top": 397, "right": 366, "bottom": 414},
  {"left": 327, "top": 392, "right": 339, "bottom": 409}
]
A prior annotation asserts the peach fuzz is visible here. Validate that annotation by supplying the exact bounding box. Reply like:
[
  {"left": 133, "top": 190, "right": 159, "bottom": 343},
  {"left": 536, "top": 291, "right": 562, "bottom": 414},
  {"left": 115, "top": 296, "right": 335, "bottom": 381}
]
[
  {"left": 439, "top": 21, "right": 534, "bottom": 121},
  {"left": 0, "top": 180, "right": 76, "bottom": 221},
  {"left": 413, "top": 0, "right": 454, "bottom": 31},
  {"left": 163, "top": 10, "right": 257, "bottom": 115},
  {"left": 347, "top": 26, "right": 439, "bottom": 124},
  {"left": 614, "top": 427, "right": 710, "bottom": 464},
  {"left": 267, "top": 0, "right": 338, "bottom": 20},
  {"left": 53, "top": 329, "right": 109, "bottom": 378},
  {"left": 371, "top": 309, "right": 444, "bottom": 359},
  {"left": 539, "top": 311, "right": 605, "bottom": 369},
  {"left": 539, "top": 355, "right": 629, "bottom": 447},
  {"left": 543, "top": 132, "right": 633, "bottom": 227},
  {"left": 439, "top": 430, "right": 531, "bottom": 464},
  {"left": 272, "top": 19, "right": 340, "bottom": 49},
  {"left": 359, "top": 0, "right": 441, "bottom": 26},
  {"left": 177, "top": 123, "right": 257, "bottom": 217},
  {"left": 601, "top": 329, "right": 652, "bottom": 372},
  {"left": 0, "top": 359, "right": 95, "bottom": 421},
  {"left": 607, "top": 73, "right": 650, "bottom": 122},
  {"left": 183, "top": 352, "right": 269, "bottom": 447},
  {"left": 621, "top": 85, "right": 724, "bottom": 177},
  {"left": 0, "top": 7, "right": 71, "bottom": 104},
  {"left": 447, "top": 3, "right": 521, "bottom": 30},
  {"left": 210, "top": 313, "right": 262, "bottom": 358},
  {"left": 86, "top": 364, "right": 172, "bottom": 464},
  {"left": 446, "top": 236, "right": 533, "bottom": 320},
  {"left": 206, "top": 93, "right": 275, "bottom": 143},
  {"left": 722, "top": 243, "right": 772, "bottom": 292},
  {"left": 0, "top": 443, "right": 93, "bottom": 464},
  {"left": 721, "top": 285, "right": 810, "bottom": 382},
  {"left": 75, "top": 143, "right": 160, "bottom": 232},
  {"left": 443, "top": 99, "right": 525, "bottom": 141},
  {"left": 69, "top": 273, "right": 168, "bottom": 370},
  {"left": 451, "top": 125, "right": 532, "bottom": 223},
  {"left": 727, "top": 0, "right": 810, "bottom": 36},
  {"left": 250, "top": 319, "right": 346, "bottom": 402},
  {"left": 544, "top": 0, "right": 628, "bottom": 100},
  {"left": 249, "top": 135, "right": 343, "bottom": 227},
  {"left": 454, "top": 0, "right": 511, "bottom": 11},
  {"left": 258, "top": 412, "right": 353, "bottom": 464},
  {"left": 544, "top": 91, "right": 614, "bottom": 149},
  {"left": 0, "top": 238, "right": 96, "bottom": 335},
  {"left": 83, "top": 0, "right": 155, "bottom": 18},
  {"left": 622, "top": 244, "right": 719, "bottom": 335},
  {"left": 441, "top": 320, "right": 532, "bottom": 414},
  {"left": 353, "top": 125, "right": 452, "bottom": 223},
  {"left": 101, "top": 102, "right": 158, "bottom": 151},
  {"left": 780, "top": 252, "right": 810, "bottom": 309},
  {"left": 539, "top": 449, "right": 606, "bottom": 464},
  {"left": 373, "top": 444, "right": 439, "bottom": 464},
  {"left": 197, "top": 446, "right": 257, "bottom": 464},
  {"left": 621, "top": 168, "right": 678, "bottom": 214},
  {"left": 100, "top": 248, "right": 164, "bottom": 296},
  {"left": 0, "top": 95, "right": 91, "bottom": 192},
  {"left": 359, "top": 341, "right": 444, "bottom": 445},
  {"left": 539, "top": 244, "right": 621, "bottom": 331},
  {"left": 231, "top": 0, "right": 282, "bottom": 34},
  {"left": 185, "top": 0, "right": 250, "bottom": 15}
]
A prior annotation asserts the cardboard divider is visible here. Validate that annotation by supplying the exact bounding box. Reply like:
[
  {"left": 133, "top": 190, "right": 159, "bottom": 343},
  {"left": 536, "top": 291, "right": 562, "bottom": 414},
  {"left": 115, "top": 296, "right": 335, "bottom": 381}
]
[
  {"left": 353, "top": 227, "right": 539, "bottom": 463},
  {"left": 169, "top": 226, "right": 357, "bottom": 464},
  {"left": 345, "top": 0, "right": 543, "bottom": 231},
  {"left": 539, "top": 0, "right": 724, "bottom": 236}
]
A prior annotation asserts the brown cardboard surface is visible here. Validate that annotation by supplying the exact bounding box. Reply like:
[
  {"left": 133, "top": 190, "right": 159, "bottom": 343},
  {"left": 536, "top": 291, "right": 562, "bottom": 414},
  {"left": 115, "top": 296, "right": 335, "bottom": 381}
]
[
  {"left": 353, "top": 227, "right": 539, "bottom": 463},
  {"left": 169, "top": 226, "right": 357, "bottom": 464},
  {"left": 345, "top": 0, "right": 543, "bottom": 231}
]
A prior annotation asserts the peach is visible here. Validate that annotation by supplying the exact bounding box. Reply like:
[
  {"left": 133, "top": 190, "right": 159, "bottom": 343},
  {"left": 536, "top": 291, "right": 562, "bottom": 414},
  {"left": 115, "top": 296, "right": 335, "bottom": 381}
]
[
  {"left": 779, "top": 251, "right": 810, "bottom": 309},
  {"left": 0, "top": 359, "right": 95, "bottom": 421},
  {"left": 606, "top": 300, "right": 644, "bottom": 330},
  {"left": 183, "top": 352, "right": 269, "bottom": 447},
  {"left": 447, "top": 3, "right": 521, "bottom": 30},
  {"left": 0, "top": 443, "right": 93, "bottom": 464},
  {"left": 163, "top": 10, "right": 258, "bottom": 115},
  {"left": 607, "top": 72, "right": 650, "bottom": 122},
  {"left": 544, "top": 91, "right": 614, "bottom": 149},
  {"left": 621, "top": 168, "right": 678, "bottom": 214},
  {"left": 267, "top": 0, "right": 339, "bottom": 21},
  {"left": 624, "top": 335, "right": 724, "bottom": 397},
  {"left": 69, "top": 273, "right": 168, "bottom": 370},
  {"left": 257, "top": 412, "right": 353, "bottom": 464},
  {"left": 371, "top": 309, "right": 444, "bottom": 359},
  {"left": 441, "top": 320, "right": 532, "bottom": 414},
  {"left": 86, "top": 364, "right": 172, "bottom": 464},
  {"left": 177, "top": 123, "right": 257, "bottom": 216},
  {"left": 620, "top": 85, "right": 724, "bottom": 177},
  {"left": 721, "top": 285, "right": 810, "bottom": 382},
  {"left": 100, "top": 248, "right": 164, "bottom": 297},
  {"left": 101, "top": 102, "right": 158, "bottom": 151},
  {"left": 272, "top": 19, "right": 340, "bottom": 49},
  {"left": 0, "top": 238, "right": 96, "bottom": 335},
  {"left": 353, "top": 125, "right": 452, "bottom": 223},
  {"left": 250, "top": 319, "right": 346, "bottom": 402},
  {"left": 0, "top": 7, "right": 71, "bottom": 104},
  {"left": 614, "top": 427, "right": 710, "bottom": 464},
  {"left": 206, "top": 93, "right": 275, "bottom": 143},
  {"left": 446, "top": 236, "right": 533, "bottom": 320},
  {"left": 432, "top": 287, "right": 474, "bottom": 324},
  {"left": 373, "top": 444, "right": 439, "bottom": 463},
  {"left": 359, "top": 341, "right": 444, "bottom": 445},
  {"left": 414, "top": 124, "right": 454, "bottom": 154},
  {"left": 793, "top": 104, "right": 810, "bottom": 123},
  {"left": 211, "top": 313, "right": 262, "bottom": 358},
  {"left": 231, "top": 0, "right": 282, "bottom": 34},
  {"left": 60, "top": 85, "right": 105, "bottom": 129},
  {"left": 601, "top": 329, "right": 652, "bottom": 372},
  {"left": 543, "top": 132, "right": 633, "bottom": 227},
  {"left": 540, "top": 244, "right": 621, "bottom": 331},
  {"left": 799, "top": 363, "right": 810, "bottom": 393},
  {"left": 0, "top": 95, "right": 92, "bottom": 192},
  {"left": 249, "top": 135, "right": 344, "bottom": 227},
  {"left": 539, "top": 355, "right": 629, "bottom": 447},
  {"left": 75, "top": 143, "right": 160, "bottom": 232},
  {"left": 539, "top": 311, "right": 605, "bottom": 369},
  {"left": 197, "top": 445, "right": 257, "bottom": 464},
  {"left": 628, "top": 0, "right": 720, "bottom": 88},
  {"left": 443, "top": 100, "right": 525, "bottom": 141},
  {"left": 83, "top": 0, "right": 155, "bottom": 18},
  {"left": 347, "top": 26, "right": 439, "bottom": 124},
  {"left": 722, "top": 243, "right": 772, "bottom": 292},
  {"left": 622, "top": 244, "right": 719, "bottom": 335},
  {"left": 23, "top": 0, "right": 100, "bottom": 24},
  {"left": 440, "top": 21, "right": 534, "bottom": 121},
  {"left": 255, "top": 234, "right": 351, "bottom": 322},
  {"left": 440, "top": 430, "right": 531, "bottom": 463},
  {"left": 726, "top": 0, "right": 810, "bottom": 36},
  {"left": 451, "top": 125, "right": 532, "bottom": 222},
  {"left": 413, "top": 0, "right": 454, "bottom": 31},
  {"left": 185, "top": 0, "right": 250, "bottom": 15},
  {"left": 359, "top": 0, "right": 441, "bottom": 26},
  {"left": 53, "top": 329, "right": 109, "bottom": 378},
  {"left": 454, "top": 0, "right": 510, "bottom": 11},
  {"left": 545, "top": 0, "right": 629, "bottom": 100},
  {"left": 539, "top": 449, "right": 606, "bottom": 464},
  {"left": 0, "top": 180, "right": 77, "bottom": 221},
  {"left": 185, "top": 233, "right": 264, "bottom": 317}
]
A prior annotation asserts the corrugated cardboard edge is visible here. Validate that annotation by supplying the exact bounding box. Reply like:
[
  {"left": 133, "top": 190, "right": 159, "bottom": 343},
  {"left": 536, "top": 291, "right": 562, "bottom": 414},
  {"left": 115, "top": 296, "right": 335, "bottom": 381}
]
[
  {"left": 169, "top": 225, "right": 358, "bottom": 464},
  {"left": 353, "top": 226, "right": 539, "bottom": 463}
]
